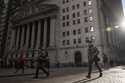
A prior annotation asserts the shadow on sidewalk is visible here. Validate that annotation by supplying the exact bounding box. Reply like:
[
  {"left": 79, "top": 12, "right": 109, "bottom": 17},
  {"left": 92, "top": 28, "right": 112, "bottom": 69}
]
[
  {"left": 73, "top": 76, "right": 101, "bottom": 83},
  {"left": 0, "top": 73, "right": 34, "bottom": 78}
]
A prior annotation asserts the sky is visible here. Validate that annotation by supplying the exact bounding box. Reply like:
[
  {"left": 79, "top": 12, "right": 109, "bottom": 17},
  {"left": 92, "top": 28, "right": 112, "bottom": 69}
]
[{"left": 122, "top": 0, "right": 125, "bottom": 15}]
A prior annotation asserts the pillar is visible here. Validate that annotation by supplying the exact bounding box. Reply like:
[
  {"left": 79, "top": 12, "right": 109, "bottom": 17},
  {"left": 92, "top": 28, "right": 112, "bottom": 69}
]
[
  {"left": 43, "top": 19, "right": 47, "bottom": 48},
  {"left": 31, "top": 22, "right": 35, "bottom": 49},
  {"left": 21, "top": 25, "right": 25, "bottom": 47},
  {"left": 16, "top": 27, "right": 20, "bottom": 49},
  {"left": 26, "top": 23, "right": 30, "bottom": 48},
  {"left": 36, "top": 20, "right": 41, "bottom": 49},
  {"left": 50, "top": 16, "right": 56, "bottom": 47}
]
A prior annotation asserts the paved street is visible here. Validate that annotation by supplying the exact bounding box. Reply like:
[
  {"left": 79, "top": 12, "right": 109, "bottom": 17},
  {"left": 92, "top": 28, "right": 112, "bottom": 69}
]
[{"left": 0, "top": 66, "right": 125, "bottom": 83}]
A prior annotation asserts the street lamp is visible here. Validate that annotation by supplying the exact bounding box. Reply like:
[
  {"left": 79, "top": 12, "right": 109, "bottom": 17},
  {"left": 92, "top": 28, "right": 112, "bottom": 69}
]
[{"left": 106, "top": 27, "right": 112, "bottom": 32}]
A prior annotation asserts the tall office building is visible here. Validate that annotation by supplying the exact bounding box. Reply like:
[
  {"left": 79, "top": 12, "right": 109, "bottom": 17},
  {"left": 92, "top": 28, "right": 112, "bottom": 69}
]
[{"left": 7, "top": 0, "right": 123, "bottom": 67}]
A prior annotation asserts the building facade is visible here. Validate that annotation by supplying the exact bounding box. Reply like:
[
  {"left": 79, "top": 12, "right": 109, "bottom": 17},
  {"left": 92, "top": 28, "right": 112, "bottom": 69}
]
[
  {"left": 7, "top": 0, "right": 124, "bottom": 67},
  {"left": 99, "top": 0, "right": 124, "bottom": 63}
]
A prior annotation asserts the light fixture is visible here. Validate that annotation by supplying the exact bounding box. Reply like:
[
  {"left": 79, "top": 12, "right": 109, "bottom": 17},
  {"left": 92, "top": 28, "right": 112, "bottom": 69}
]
[{"left": 106, "top": 27, "right": 112, "bottom": 32}]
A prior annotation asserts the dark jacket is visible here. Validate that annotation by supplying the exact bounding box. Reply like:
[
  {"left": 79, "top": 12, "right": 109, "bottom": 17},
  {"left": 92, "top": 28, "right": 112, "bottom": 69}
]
[{"left": 88, "top": 46, "right": 100, "bottom": 61}]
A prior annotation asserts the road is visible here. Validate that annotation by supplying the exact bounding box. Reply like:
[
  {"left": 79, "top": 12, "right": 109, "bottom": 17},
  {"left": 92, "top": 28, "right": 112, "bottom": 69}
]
[{"left": 0, "top": 66, "right": 125, "bottom": 83}]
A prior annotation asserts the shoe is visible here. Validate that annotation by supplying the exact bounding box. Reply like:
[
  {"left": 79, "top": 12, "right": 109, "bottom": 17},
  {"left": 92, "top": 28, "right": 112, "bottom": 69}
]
[
  {"left": 99, "top": 73, "right": 103, "bottom": 77},
  {"left": 86, "top": 75, "right": 91, "bottom": 79}
]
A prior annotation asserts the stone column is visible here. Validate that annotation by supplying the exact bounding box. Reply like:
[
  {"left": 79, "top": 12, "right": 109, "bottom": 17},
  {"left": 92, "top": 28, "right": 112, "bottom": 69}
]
[
  {"left": 31, "top": 22, "right": 35, "bottom": 49},
  {"left": 12, "top": 28, "right": 17, "bottom": 48},
  {"left": 43, "top": 19, "right": 47, "bottom": 48},
  {"left": 26, "top": 24, "right": 30, "bottom": 48},
  {"left": 50, "top": 16, "right": 56, "bottom": 47},
  {"left": 36, "top": 20, "right": 41, "bottom": 49},
  {"left": 21, "top": 25, "right": 25, "bottom": 47},
  {"left": 18, "top": 26, "right": 22, "bottom": 49},
  {"left": 16, "top": 27, "right": 20, "bottom": 49}
]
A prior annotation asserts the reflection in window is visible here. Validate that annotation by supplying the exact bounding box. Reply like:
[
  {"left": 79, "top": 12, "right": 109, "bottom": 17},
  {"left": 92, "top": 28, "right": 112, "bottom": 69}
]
[
  {"left": 89, "top": 9, "right": 92, "bottom": 14},
  {"left": 89, "top": 16, "right": 93, "bottom": 21},
  {"left": 90, "top": 26, "right": 94, "bottom": 32},
  {"left": 88, "top": 0, "right": 92, "bottom": 6}
]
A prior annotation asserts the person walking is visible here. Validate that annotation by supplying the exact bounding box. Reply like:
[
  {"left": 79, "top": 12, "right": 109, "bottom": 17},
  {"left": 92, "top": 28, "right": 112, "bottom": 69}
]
[
  {"left": 86, "top": 44, "right": 102, "bottom": 78},
  {"left": 102, "top": 53, "right": 108, "bottom": 68},
  {"left": 44, "top": 50, "right": 50, "bottom": 75},
  {"left": 34, "top": 50, "right": 49, "bottom": 78},
  {"left": 15, "top": 49, "right": 26, "bottom": 73}
]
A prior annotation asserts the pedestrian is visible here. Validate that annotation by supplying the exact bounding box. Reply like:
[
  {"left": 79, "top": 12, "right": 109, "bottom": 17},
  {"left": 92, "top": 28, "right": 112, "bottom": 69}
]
[
  {"left": 34, "top": 50, "right": 49, "bottom": 78},
  {"left": 86, "top": 44, "right": 102, "bottom": 78},
  {"left": 15, "top": 49, "right": 26, "bottom": 73},
  {"left": 102, "top": 53, "right": 108, "bottom": 68},
  {"left": 8, "top": 58, "right": 13, "bottom": 68},
  {"left": 44, "top": 50, "right": 50, "bottom": 74},
  {"left": 109, "top": 59, "right": 114, "bottom": 67}
]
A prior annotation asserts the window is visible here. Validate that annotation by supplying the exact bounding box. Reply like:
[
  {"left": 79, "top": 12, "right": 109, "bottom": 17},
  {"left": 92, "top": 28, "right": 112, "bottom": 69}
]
[
  {"left": 88, "top": 0, "right": 92, "bottom": 6},
  {"left": 62, "top": 22, "right": 65, "bottom": 27},
  {"left": 62, "top": 32, "right": 65, "bottom": 37},
  {"left": 85, "top": 27, "right": 89, "bottom": 33},
  {"left": 66, "top": 0, "right": 69, "bottom": 3},
  {"left": 72, "top": 5, "right": 75, "bottom": 10},
  {"left": 62, "top": 40, "right": 65, "bottom": 45},
  {"left": 62, "top": 16, "right": 65, "bottom": 20},
  {"left": 67, "top": 15, "right": 69, "bottom": 20},
  {"left": 73, "top": 30, "right": 76, "bottom": 35},
  {"left": 78, "top": 38, "right": 82, "bottom": 44},
  {"left": 84, "top": 17, "right": 88, "bottom": 22},
  {"left": 73, "top": 20, "right": 76, "bottom": 25},
  {"left": 72, "top": 13, "right": 76, "bottom": 18},
  {"left": 77, "top": 12, "right": 80, "bottom": 17},
  {"left": 83, "top": 2, "right": 86, "bottom": 6},
  {"left": 67, "top": 40, "right": 70, "bottom": 45},
  {"left": 84, "top": 10, "right": 87, "bottom": 15},
  {"left": 89, "top": 16, "right": 93, "bottom": 21},
  {"left": 78, "top": 29, "right": 81, "bottom": 34},
  {"left": 89, "top": 9, "right": 92, "bottom": 14},
  {"left": 77, "top": 19, "right": 81, "bottom": 24},
  {"left": 77, "top": 4, "right": 80, "bottom": 9},
  {"left": 62, "top": 8, "right": 65, "bottom": 13},
  {"left": 90, "top": 26, "right": 94, "bottom": 32},
  {"left": 91, "top": 35, "right": 95, "bottom": 40},
  {"left": 62, "top": 0, "right": 65, "bottom": 4},
  {"left": 67, "top": 31, "right": 70, "bottom": 36},
  {"left": 85, "top": 37, "right": 90, "bottom": 43},
  {"left": 65, "top": 51, "right": 68, "bottom": 54},
  {"left": 73, "top": 39, "right": 76, "bottom": 44},
  {"left": 66, "top": 21, "right": 70, "bottom": 26},
  {"left": 66, "top": 7, "right": 69, "bottom": 12}
]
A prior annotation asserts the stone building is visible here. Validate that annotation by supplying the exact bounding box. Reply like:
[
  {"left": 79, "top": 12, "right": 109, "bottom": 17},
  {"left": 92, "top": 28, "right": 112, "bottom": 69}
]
[{"left": 7, "top": 0, "right": 124, "bottom": 67}]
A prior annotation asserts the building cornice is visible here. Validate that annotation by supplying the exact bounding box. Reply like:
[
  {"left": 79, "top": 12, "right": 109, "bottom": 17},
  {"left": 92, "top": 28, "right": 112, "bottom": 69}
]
[{"left": 10, "top": 4, "right": 59, "bottom": 24}]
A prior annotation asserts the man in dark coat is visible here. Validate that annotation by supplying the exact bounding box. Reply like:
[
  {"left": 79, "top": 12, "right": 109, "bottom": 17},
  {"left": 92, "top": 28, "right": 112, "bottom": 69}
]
[
  {"left": 86, "top": 44, "right": 102, "bottom": 78},
  {"left": 34, "top": 50, "right": 49, "bottom": 78}
]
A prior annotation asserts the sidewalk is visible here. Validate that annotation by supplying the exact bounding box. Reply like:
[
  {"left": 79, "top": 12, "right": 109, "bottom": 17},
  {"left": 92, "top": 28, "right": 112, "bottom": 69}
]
[{"left": 0, "top": 67, "right": 90, "bottom": 78}]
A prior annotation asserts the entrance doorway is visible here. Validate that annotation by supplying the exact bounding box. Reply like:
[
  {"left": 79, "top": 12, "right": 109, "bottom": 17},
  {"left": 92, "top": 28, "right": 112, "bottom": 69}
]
[{"left": 74, "top": 51, "right": 82, "bottom": 66}]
